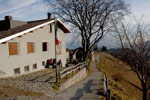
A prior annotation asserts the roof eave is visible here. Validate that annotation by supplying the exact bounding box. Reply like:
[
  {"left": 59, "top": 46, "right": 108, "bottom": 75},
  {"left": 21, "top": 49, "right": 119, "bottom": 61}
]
[
  {"left": 0, "top": 20, "right": 55, "bottom": 44},
  {"left": 0, "top": 19, "right": 71, "bottom": 44},
  {"left": 56, "top": 19, "right": 71, "bottom": 33}
]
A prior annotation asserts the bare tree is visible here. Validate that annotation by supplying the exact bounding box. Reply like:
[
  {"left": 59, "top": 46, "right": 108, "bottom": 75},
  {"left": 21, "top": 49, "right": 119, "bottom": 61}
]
[
  {"left": 113, "top": 20, "right": 150, "bottom": 100},
  {"left": 46, "top": 0, "right": 130, "bottom": 60}
]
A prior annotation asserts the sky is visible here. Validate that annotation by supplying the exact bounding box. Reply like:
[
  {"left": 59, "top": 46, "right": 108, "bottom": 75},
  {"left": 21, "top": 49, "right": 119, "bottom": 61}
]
[{"left": 0, "top": 0, "right": 150, "bottom": 49}]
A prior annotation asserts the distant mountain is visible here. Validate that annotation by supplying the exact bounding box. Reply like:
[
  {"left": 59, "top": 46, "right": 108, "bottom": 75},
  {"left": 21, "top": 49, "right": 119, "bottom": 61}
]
[
  {"left": 107, "top": 42, "right": 150, "bottom": 54},
  {"left": 107, "top": 48, "right": 124, "bottom": 54},
  {"left": 66, "top": 41, "right": 82, "bottom": 49}
]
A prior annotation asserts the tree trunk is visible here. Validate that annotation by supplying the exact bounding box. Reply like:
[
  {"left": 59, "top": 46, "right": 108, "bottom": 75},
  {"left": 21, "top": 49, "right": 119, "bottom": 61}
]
[
  {"left": 142, "top": 89, "right": 147, "bottom": 100},
  {"left": 142, "top": 83, "right": 147, "bottom": 100},
  {"left": 83, "top": 51, "right": 88, "bottom": 61},
  {"left": 83, "top": 41, "right": 90, "bottom": 62}
]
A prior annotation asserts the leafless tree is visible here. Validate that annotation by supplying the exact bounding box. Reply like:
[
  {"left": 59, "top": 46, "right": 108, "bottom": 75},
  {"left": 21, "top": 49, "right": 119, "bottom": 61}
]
[
  {"left": 113, "top": 20, "right": 150, "bottom": 100},
  {"left": 46, "top": 0, "right": 130, "bottom": 60}
]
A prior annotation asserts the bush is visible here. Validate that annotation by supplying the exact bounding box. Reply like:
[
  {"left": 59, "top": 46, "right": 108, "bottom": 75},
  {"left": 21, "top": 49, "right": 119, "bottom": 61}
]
[{"left": 72, "top": 59, "right": 79, "bottom": 64}]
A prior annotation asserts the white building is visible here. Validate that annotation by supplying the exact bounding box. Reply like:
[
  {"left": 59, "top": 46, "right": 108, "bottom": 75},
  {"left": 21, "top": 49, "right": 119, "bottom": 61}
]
[{"left": 0, "top": 13, "right": 70, "bottom": 77}]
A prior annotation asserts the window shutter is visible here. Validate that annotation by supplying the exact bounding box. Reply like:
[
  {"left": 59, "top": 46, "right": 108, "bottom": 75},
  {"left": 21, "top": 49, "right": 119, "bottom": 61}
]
[
  {"left": 31, "top": 43, "right": 34, "bottom": 52},
  {"left": 9, "top": 43, "right": 18, "bottom": 55},
  {"left": 9, "top": 43, "right": 13, "bottom": 55},
  {"left": 14, "top": 43, "right": 18, "bottom": 55},
  {"left": 27, "top": 42, "right": 34, "bottom": 53}
]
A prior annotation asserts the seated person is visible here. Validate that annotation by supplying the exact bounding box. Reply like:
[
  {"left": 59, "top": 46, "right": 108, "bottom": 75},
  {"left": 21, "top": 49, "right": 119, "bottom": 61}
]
[{"left": 57, "top": 59, "right": 62, "bottom": 67}]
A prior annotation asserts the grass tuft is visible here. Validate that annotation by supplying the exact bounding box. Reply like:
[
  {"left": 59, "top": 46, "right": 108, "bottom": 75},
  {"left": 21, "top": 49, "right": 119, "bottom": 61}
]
[{"left": 52, "top": 83, "right": 60, "bottom": 91}]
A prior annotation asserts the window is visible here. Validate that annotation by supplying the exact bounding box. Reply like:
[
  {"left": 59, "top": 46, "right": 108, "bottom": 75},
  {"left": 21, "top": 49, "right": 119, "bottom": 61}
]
[
  {"left": 42, "top": 42, "right": 47, "bottom": 51},
  {"left": 49, "top": 24, "right": 52, "bottom": 33},
  {"left": 33, "top": 63, "right": 37, "bottom": 69},
  {"left": 9, "top": 42, "right": 18, "bottom": 55},
  {"left": 27, "top": 42, "right": 35, "bottom": 53},
  {"left": 56, "top": 42, "right": 61, "bottom": 55},
  {"left": 42, "top": 61, "right": 45, "bottom": 66},
  {"left": 14, "top": 68, "right": 20, "bottom": 75},
  {"left": 24, "top": 65, "right": 30, "bottom": 72}
]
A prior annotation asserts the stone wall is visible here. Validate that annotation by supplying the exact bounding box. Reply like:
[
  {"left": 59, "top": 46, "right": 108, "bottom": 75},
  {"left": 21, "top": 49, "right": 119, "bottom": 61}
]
[{"left": 60, "top": 67, "right": 87, "bottom": 91}]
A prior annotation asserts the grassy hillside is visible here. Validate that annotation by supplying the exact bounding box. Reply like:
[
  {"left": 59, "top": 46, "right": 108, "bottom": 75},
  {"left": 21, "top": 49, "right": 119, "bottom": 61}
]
[{"left": 97, "top": 52, "right": 142, "bottom": 100}]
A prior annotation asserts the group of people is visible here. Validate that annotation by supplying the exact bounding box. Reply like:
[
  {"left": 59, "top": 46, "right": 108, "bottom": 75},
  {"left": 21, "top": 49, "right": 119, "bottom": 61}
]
[{"left": 45, "top": 59, "right": 62, "bottom": 68}]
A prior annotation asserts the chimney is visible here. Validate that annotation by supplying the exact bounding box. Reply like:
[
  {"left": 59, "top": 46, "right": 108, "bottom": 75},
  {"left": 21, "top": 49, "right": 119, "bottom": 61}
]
[
  {"left": 48, "top": 13, "right": 51, "bottom": 20},
  {"left": 5, "top": 16, "right": 12, "bottom": 21}
]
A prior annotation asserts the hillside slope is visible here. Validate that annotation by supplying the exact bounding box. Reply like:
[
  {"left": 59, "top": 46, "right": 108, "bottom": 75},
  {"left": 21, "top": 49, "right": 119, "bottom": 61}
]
[{"left": 97, "top": 52, "right": 142, "bottom": 100}]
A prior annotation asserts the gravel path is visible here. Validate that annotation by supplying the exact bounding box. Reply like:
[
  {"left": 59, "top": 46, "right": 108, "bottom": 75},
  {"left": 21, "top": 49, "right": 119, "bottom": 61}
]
[
  {"left": 0, "top": 68, "right": 64, "bottom": 100},
  {"left": 50, "top": 57, "right": 102, "bottom": 100}
]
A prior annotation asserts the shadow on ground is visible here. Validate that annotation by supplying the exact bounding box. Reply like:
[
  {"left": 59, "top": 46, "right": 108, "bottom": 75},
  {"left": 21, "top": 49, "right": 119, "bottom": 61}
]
[{"left": 70, "top": 80, "right": 94, "bottom": 100}]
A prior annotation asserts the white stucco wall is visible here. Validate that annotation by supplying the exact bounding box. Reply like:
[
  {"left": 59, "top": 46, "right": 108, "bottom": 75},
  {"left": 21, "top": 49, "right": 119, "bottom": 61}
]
[
  {"left": 66, "top": 52, "right": 69, "bottom": 61},
  {"left": 0, "top": 23, "right": 67, "bottom": 77},
  {"left": 57, "top": 28, "right": 66, "bottom": 66}
]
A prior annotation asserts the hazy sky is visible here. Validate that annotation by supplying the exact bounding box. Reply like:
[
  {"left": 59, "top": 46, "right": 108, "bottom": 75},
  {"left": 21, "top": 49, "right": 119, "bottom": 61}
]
[{"left": 0, "top": 0, "right": 150, "bottom": 49}]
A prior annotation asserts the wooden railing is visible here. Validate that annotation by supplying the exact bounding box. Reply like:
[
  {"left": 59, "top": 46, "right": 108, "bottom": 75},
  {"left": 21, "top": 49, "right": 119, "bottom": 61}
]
[
  {"left": 59, "top": 61, "right": 87, "bottom": 83},
  {"left": 103, "top": 74, "right": 108, "bottom": 95},
  {"left": 103, "top": 74, "right": 111, "bottom": 100}
]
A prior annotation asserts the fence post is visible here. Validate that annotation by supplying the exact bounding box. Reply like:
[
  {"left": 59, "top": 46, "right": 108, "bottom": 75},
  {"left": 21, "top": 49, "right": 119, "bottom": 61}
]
[
  {"left": 59, "top": 72, "right": 61, "bottom": 84},
  {"left": 106, "top": 89, "right": 111, "bottom": 100},
  {"left": 72, "top": 71, "right": 74, "bottom": 76},
  {"left": 103, "top": 75, "right": 107, "bottom": 95},
  {"left": 66, "top": 74, "right": 68, "bottom": 79}
]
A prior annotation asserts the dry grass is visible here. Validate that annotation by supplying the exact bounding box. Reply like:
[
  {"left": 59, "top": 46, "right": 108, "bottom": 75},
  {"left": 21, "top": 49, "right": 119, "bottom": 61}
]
[
  {"left": 52, "top": 83, "right": 60, "bottom": 91},
  {"left": 97, "top": 52, "right": 143, "bottom": 100},
  {"left": 0, "top": 84, "right": 45, "bottom": 98},
  {"left": 88, "top": 62, "right": 93, "bottom": 75}
]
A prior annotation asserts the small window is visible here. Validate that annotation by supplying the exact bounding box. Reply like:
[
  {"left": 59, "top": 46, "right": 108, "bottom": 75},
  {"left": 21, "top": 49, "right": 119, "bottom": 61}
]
[
  {"left": 42, "top": 61, "right": 45, "bottom": 66},
  {"left": 9, "top": 42, "right": 18, "bottom": 55},
  {"left": 27, "top": 42, "right": 35, "bottom": 53},
  {"left": 33, "top": 64, "right": 37, "bottom": 70},
  {"left": 14, "top": 68, "right": 20, "bottom": 75},
  {"left": 49, "top": 24, "right": 52, "bottom": 33},
  {"left": 24, "top": 65, "right": 30, "bottom": 72},
  {"left": 42, "top": 42, "right": 47, "bottom": 51}
]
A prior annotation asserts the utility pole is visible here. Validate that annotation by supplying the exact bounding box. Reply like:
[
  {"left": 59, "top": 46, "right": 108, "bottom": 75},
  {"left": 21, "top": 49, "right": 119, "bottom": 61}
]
[{"left": 55, "top": 19, "right": 58, "bottom": 83}]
